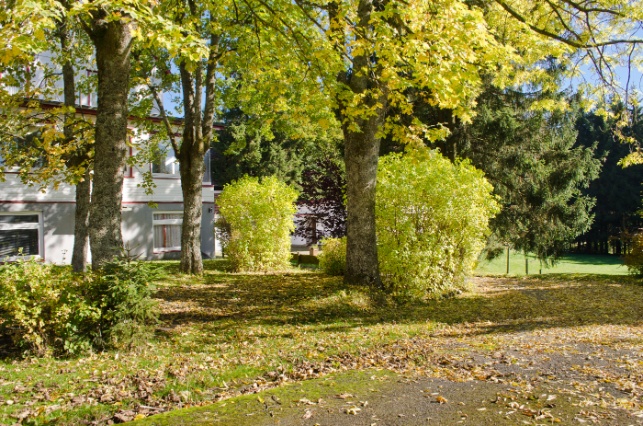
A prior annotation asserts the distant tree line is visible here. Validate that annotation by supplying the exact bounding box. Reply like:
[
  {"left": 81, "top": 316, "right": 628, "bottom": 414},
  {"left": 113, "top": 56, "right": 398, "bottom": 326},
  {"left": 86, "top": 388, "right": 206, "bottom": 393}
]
[{"left": 573, "top": 108, "right": 643, "bottom": 255}]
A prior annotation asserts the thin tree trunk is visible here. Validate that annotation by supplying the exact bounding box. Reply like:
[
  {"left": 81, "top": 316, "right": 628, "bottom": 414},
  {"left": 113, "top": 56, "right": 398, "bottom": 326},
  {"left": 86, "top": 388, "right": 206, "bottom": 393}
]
[
  {"left": 87, "top": 17, "right": 134, "bottom": 270},
  {"left": 72, "top": 172, "right": 91, "bottom": 271},
  {"left": 59, "top": 22, "right": 91, "bottom": 272},
  {"left": 173, "top": 30, "right": 219, "bottom": 275}
]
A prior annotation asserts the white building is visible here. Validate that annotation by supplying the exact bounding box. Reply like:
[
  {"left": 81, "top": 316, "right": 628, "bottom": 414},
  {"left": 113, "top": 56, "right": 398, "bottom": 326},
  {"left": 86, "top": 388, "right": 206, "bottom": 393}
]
[{"left": 0, "top": 52, "right": 220, "bottom": 263}]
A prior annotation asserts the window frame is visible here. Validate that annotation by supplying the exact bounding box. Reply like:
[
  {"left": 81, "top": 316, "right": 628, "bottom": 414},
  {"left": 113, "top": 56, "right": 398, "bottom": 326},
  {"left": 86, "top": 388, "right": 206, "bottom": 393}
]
[
  {"left": 0, "top": 212, "right": 44, "bottom": 261},
  {"left": 152, "top": 212, "right": 183, "bottom": 252}
]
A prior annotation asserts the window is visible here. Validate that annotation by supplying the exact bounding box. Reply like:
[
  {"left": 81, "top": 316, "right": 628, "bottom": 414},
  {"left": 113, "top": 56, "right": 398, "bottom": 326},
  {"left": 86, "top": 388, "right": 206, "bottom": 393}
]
[
  {"left": 0, "top": 213, "right": 42, "bottom": 259},
  {"left": 0, "top": 131, "right": 45, "bottom": 171},
  {"left": 153, "top": 213, "right": 182, "bottom": 251},
  {"left": 151, "top": 142, "right": 180, "bottom": 176}
]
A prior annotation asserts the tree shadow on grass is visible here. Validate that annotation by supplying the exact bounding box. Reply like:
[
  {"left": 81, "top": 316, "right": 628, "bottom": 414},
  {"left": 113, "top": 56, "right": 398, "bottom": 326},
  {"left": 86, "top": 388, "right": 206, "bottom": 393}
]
[
  {"left": 558, "top": 254, "right": 625, "bottom": 266},
  {"left": 0, "top": 333, "right": 20, "bottom": 359},
  {"left": 155, "top": 269, "right": 643, "bottom": 344}
]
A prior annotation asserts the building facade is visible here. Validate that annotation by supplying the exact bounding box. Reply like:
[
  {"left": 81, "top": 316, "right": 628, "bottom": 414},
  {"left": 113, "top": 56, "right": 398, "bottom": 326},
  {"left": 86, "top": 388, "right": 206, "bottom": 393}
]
[{"left": 0, "top": 114, "right": 221, "bottom": 264}]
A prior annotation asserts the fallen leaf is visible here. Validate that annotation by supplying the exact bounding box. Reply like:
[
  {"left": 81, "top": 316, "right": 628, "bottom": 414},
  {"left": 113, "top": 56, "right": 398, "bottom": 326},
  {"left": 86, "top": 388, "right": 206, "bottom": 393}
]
[{"left": 345, "top": 406, "right": 361, "bottom": 415}]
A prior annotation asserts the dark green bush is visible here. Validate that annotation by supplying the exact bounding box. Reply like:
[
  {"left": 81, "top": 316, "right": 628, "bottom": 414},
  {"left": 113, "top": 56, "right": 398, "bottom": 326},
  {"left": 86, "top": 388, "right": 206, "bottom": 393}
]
[
  {"left": 89, "top": 260, "right": 159, "bottom": 349},
  {"left": 624, "top": 232, "right": 643, "bottom": 276},
  {"left": 0, "top": 258, "right": 158, "bottom": 357}
]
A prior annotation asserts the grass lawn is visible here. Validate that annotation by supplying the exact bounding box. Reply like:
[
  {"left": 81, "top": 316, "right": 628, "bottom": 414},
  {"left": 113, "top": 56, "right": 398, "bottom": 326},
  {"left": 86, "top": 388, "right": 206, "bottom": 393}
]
[
  {"left": 476, "top": 250, "right": 628, "bottom": 276},
  {"left": 1, "top": 260, "right": 642, "bottom": 425}
]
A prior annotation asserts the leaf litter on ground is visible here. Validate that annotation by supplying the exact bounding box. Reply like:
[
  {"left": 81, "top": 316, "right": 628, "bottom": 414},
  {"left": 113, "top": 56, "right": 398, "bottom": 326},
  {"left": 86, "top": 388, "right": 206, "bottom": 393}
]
[{"left": 0, "top": 260, "right": 642, "bottom": 424}]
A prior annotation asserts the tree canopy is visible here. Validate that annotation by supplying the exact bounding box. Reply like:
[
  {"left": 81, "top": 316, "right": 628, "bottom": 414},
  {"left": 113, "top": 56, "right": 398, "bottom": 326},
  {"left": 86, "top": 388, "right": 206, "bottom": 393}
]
[{"left": 2, "top": 0, "right": 642, "bottom": 285}]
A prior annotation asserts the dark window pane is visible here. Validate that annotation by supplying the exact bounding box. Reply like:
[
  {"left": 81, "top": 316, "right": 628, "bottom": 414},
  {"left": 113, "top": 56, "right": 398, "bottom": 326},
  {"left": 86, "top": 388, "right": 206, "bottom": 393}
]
[
  {"left": 152, "top": 161, "right": 163, "bottom": 174},
  {"left": 0, "top": 229, "right": 39, "bottom": 257},
  {"left": 0, "top": 215, "right": 39, "bottom": 224}
]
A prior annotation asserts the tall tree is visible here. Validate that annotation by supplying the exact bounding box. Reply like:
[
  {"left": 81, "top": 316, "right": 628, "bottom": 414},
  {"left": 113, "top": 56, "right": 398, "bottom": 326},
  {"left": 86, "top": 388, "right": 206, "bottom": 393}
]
[
  {"left": 57, "top": 11, "right": 93, "bottom": 272},
  {"left": 146, "top": 0, "right": 337, "bottom": 274},
  {"left": 0, "top": 4, "right": 94, "bottom": 271},
  {"left": 281, "top": 0, "right": 642, "bottom": 288},
  {"left": 80, "top": 5, "right": 136, "bottom": 269},
  {"left": 288, "top": 0, "right": 542, "bottom": 288},
  {"left": 438, "top": 88, "right": 600, "bottom": 263},
  {"left": 142, "top": 0, "right": 226, "bottom": 275}
]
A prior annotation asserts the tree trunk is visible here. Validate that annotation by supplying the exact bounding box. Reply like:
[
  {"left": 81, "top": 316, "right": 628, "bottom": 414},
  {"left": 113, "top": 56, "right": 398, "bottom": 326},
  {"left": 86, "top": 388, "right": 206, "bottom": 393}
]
[
  {"left": 179, "top": 134, "right": 205, "bottom": 275},
  {"left": 59, "top": 22, "right": 91, "bottom": 272},
  {"left": 335, "top": 0, "right": 388, "bottom": 289},
  {"left": 72, "top": 172, "right": 91, "bottom": 271},
  {"left": 87, "top": 17, "right": 134, "bottom": 270},
  {"left": 177, "top": 63, "right": 205, "bottom": 275},
  {"left": 343, "top": 120, "right": 385, "bottom": 289}
]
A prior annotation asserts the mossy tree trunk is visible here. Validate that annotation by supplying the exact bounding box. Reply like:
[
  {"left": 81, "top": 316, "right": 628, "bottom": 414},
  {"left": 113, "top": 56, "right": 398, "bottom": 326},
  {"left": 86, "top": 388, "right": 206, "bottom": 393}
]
[
  {"left": 86, "top": 14, "right": 135, "bottom": 270},
  {"left": 334, "top": 0, "right": 388, "bottom": 289}
]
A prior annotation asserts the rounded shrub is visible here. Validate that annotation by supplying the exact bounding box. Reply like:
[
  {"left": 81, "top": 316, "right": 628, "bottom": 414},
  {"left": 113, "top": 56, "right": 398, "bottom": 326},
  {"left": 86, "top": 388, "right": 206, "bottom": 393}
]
[
  {"left": 376, "top": 148, "right": 499, "bottom": 300},
  {"left": 318, "top": 237, "right": 347, "bottom": 276},
  {"left": 217, "top": 175, "right": 299, "bottom": 272}
]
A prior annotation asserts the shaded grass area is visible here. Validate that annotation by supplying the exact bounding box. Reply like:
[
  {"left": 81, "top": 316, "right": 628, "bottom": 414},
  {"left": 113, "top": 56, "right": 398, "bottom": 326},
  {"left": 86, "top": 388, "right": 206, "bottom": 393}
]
[
  {"left": 1, "top": 259, "right": 642, "bottom": 425},
  {"left": 476, "top": 251, "right": 628, "bottom": 276}
]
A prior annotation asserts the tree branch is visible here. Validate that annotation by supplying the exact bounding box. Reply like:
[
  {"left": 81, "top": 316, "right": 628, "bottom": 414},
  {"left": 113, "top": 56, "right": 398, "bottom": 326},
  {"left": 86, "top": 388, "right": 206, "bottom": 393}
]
[
  {"left": 148, "top": 82, "right": 180, "bottom": 157},
  {"left": 494, "top": 0, "right": 643, "bottom": 48}
]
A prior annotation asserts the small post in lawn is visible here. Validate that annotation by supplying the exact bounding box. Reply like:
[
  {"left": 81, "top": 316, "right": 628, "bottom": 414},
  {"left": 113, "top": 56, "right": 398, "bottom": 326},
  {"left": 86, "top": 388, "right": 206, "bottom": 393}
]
[
  {"left": 525, "top": 257, "right": 529, "bottom": 275},
  {"left": 506, "top": 245, "right": 510, "bottom": 275}
]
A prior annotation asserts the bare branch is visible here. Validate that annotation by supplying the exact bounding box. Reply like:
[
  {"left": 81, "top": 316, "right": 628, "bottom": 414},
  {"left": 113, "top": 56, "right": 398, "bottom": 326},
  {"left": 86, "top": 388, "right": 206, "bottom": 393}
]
[
  {"left": 202, "top": 32, "right": 220, "bottom": 145},
  {"left": 559, "top": 0, "right": 625, "bottom": 16},
  {"left": 148, "top": 82, "right": 180, "bottom": 157},
  {"left": 494, "top": 0, "right": 643, "bottom": 48}
]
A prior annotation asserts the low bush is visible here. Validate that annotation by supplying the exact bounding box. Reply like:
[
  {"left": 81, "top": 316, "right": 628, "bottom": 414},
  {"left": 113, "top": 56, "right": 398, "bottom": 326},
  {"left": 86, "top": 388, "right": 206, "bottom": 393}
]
[
  {"left": 88, "top": 260, "right": 159, "bottom": 349},
  {"left": 217, "top": 176, "right": 299, "bottom": 272},
  {"left": 318, "top": 237, "right": 347, "bottom": 276},
  {"left": 0, "top": 258, "right": 158, "bottom": 357},
  {"left": 0, "top": 259, "right": 91, "bottom": 356},
  {"left": 377, "top": 148, "right": 499, "bottom": 300}
]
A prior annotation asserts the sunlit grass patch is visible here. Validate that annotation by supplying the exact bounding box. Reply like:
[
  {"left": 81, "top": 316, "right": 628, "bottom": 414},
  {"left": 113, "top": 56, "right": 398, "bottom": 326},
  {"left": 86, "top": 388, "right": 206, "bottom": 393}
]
[{"left": 476, "top": 251, "right": 628, "bottom": 276}]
